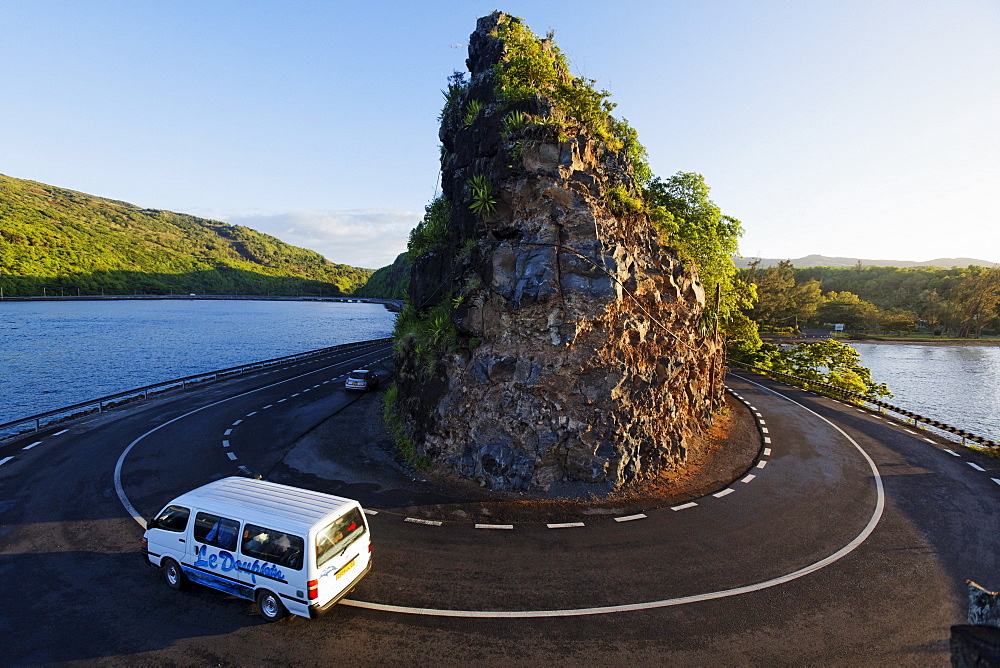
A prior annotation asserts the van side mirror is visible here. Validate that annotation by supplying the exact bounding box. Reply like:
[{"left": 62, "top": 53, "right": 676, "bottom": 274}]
[{"left": 146, "top": 517, "right": 158, "bottom": 530}]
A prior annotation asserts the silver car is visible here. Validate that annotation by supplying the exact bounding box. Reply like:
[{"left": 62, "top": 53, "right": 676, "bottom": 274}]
[{"left": 345, "top": 369, "right": 379, "bottom": 392}]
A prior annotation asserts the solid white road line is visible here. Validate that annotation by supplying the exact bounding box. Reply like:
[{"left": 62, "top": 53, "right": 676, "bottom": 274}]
[{"left": 613, "top": 513, "right": 647, "bottom": 522}]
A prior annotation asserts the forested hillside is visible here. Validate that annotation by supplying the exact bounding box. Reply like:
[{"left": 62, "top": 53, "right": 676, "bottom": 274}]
[
  {"left": 0, "top": 174, "right": 372, "bottom": 297},
  {"left": 740, "top": 260, "right": 1000, "bottom": 338},
  {"left": 351, "top": 252, "right": 410, "bottom": 299}
]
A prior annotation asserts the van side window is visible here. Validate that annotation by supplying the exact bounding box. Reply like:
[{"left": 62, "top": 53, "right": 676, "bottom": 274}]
[
  {"left": 241, "top": 524, "right": 304, "bottom": 570},
  {"left": 193, "top": 512, "right": 240, "bottom": 552},
  {"left": 154, "top": 505, "right": 190, "bottom": 532}
]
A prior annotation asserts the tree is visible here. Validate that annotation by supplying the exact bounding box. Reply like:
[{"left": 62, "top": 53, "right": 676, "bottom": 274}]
[
  {"left": 645, "top": 172, "right": 744, "bottom": 327},
  {"left": 878, "top": 310, "right": 918, "bottom": 333},
  {"left": 944, "top": 267, "right": 1000, "bottom": 338},
  {"left": 769, "top": 339, "right": 891, "bottom": 400},
  {"left": 815, "top": 291, "right": 880, "bottom": 330}
]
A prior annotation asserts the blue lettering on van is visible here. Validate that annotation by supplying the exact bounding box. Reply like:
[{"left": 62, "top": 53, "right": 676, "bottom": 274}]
[{"left": 193, "top": 545, "right": 286, "bottom": 584}]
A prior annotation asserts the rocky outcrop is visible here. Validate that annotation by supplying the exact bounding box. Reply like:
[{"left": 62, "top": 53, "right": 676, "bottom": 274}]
[{"left": 393, "top": 12, "right": 725, "bottom": 493}]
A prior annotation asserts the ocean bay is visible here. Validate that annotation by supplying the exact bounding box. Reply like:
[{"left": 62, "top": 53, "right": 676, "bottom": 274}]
[
  {"left": 849, "top": 342, "right": 1000, "bottom": 443},
  {"left": 0, "top": 299, "right": 395, "bottom": 425}
]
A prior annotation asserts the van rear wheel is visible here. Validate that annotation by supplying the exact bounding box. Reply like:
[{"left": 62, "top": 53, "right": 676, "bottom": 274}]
[
  {"left": 256, "top": 590, "right": 286, "bottom": 622},
  {"left": 162, "top": 558, "right": 185, "bottom": 590}
]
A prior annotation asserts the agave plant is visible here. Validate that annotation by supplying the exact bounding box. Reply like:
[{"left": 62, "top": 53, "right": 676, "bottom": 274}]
[
  {"left": 501, "top": 110, "right": 531, "bottom": 136},
  {"left": 463, "top": 99, "right": 483, "bottom": 127},
  {"left": 467, "top": 174, "right": 497, "bottom": 218}
]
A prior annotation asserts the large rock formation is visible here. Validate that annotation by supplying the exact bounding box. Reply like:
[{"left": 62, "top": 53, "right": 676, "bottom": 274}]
[{"left": 393, "top": 12, "right": 725, "bottom": 493}]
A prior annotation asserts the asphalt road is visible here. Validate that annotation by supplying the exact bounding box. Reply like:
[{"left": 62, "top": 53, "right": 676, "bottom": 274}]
[{"left": 1, "top": 345, "right": 997, "bottom": 665}]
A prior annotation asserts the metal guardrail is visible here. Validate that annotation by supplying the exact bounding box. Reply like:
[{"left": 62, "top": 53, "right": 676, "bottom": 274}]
[
  {"left": 728, "top": 359, "right": 999, "bottom": 450},
  {"left": 0, "top": 337, "right": 393, "bottom": 439}
]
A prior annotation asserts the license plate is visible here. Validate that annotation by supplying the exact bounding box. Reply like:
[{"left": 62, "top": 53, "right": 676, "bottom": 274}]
[{"left": 335, "top": 557, "right": 356, "bottom": 579}]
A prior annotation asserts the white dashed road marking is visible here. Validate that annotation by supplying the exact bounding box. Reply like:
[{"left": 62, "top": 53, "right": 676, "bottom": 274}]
[
  {"left": 226, "top": 452, "right": 237, "bottom": 460},
  {"left": 993, "top": 478, "right": 1000, "bottom": 487},
  {"left": 761, "top": 427, "right": 769, "bottom": 434},
  {"left": 222, "top": 440, "right": 231, "bottom": 448},
  {"left": 53, "top": 429, "right": 69, "bottom": 436},
  {"left": 0, "top": 456, "right": 14, "bottom": 467},
  {"left": 672, "top": 502, "right": 697, "bottom": 511},
  {"left": 614, "top": 513, "right": 647, "bottom": 522},
  {"left": 246, "top": 411, "right": 257, "bottom": 417},
  {"left": 741, "top": 474, "right": 756, "bottom": 483},
  {"left": 405, "top": 518, "right": 442, "bottom": 526},
  {"left": 547, "top": 522, "right": 585, "bottom": 529},
  {"left": 763, "top": 448, "right": 772, "bottom": 456},
  {"left": 756, "top": 461, "right": 767, "bottom": 469},
  {"left": 224, "top": 429, "right": 232, "bottom": 435},
  {"left": 944, "top": 450, "right": 961, "bottom": 457},
  {"left": 713, "top": 488, "right": 734, "bottom": 498},
  {"left": 23, "top": 441, "right": 42, "bottom": 450},
  {"left": 968, "top": 462, "right": 986, "bottom": 472},
  {"left": 476, "top": 524, "right": 514, "bottom": 530}
]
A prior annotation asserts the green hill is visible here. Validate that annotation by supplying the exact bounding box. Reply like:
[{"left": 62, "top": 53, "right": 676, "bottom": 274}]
[
  {"left": 351, "top": 252, "right": 411, "bottom": 299},
  {"left": 0, "top": 174, "right": 372, "bottom": 297}
]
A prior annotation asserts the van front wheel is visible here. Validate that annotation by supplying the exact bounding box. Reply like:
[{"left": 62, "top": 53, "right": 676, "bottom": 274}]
[
  {"left": 163, "top": 558, "right": 185, "bottom": 590},
  {"left": 256, "top": 590, "right": 286, "bottom": 622}
]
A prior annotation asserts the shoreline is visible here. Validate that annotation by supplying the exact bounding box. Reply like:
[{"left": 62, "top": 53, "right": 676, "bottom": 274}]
[
  {"left": 763, "top": 336, "right": 1000, "bottom": 347},
  {"left": 842, "top": 338, "right": 1000, "bottom": 347}
]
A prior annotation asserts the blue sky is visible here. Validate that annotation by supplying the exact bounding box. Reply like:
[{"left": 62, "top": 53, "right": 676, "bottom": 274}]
[{"left": 3, "top": 1, "right": 998, "bottom": 268}]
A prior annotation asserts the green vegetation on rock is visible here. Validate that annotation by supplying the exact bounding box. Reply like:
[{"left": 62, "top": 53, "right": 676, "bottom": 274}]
[{"left": 0, "top": 174, "right": 371, "bottom": 297}]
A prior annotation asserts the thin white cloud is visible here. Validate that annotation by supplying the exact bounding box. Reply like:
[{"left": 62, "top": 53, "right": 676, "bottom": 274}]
[{"left": 221, "top": 209, "right": 419, "bottom": 269}]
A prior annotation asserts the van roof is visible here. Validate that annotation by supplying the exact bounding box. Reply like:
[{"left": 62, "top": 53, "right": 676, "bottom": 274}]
[{"left": 170, "top": 477, "right": 360, "bottom": 535}]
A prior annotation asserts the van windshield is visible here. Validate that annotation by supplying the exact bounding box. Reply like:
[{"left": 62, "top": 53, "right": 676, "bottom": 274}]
[{"left": 316, "top": 508, "right": 366, "bottom": 568}]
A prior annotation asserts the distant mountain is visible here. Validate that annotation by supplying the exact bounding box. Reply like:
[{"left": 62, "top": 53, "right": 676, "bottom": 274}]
[
  {"left": 0, "top": 174, "right": 372, "bottom": 297},
  {"left": 733, "top": 254, "right": 997, "bottom": 269}
]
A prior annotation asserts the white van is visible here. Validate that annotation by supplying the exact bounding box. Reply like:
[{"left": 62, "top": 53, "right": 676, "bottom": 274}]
[{"left": 141, "top": 477, "right": 372, "bottom": 621}]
